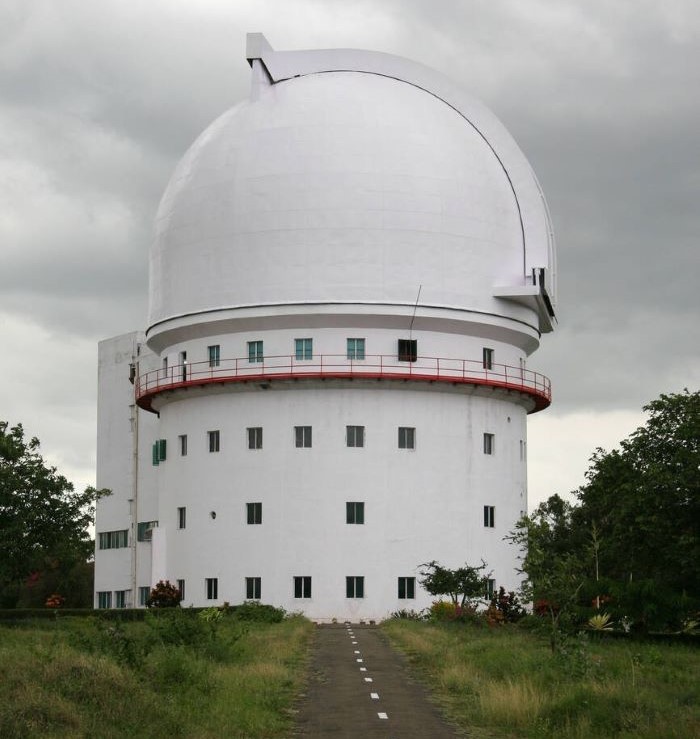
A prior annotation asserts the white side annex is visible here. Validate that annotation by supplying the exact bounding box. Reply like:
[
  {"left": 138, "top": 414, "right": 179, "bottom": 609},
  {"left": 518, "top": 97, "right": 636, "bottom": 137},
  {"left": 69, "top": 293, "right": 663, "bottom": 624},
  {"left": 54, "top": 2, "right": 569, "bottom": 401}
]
[{"left": 94, "top": 34, "right": 557, "bottom": 620}]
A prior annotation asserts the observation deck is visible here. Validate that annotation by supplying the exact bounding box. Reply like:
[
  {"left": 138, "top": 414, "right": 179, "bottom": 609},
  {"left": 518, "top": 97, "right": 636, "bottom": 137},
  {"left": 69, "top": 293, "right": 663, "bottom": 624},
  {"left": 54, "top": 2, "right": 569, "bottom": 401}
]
[{"left": 136, "top": 354, "right": 551, "bottom": 414}]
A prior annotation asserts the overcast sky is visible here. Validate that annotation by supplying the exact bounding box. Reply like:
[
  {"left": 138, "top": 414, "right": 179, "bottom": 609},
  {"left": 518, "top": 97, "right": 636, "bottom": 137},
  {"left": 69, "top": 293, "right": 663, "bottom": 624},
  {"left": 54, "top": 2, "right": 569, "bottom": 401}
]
[{"left": 2, "top": 0, "right": 698, "bottom": 510}]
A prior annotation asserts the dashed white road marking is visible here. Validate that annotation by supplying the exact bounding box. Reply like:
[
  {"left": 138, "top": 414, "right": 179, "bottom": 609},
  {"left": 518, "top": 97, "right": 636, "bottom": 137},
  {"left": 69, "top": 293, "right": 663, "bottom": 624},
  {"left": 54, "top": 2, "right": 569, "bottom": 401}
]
[
  {"left": 354, "top": 650, "right": 361, "bottom": 654},
  {"left": 360, "top": 667, "right": 367, "bottom": 672},
  {"left": 356, "top": 658, "right": 363, "bottom": 663},
  {"left": 370, "top": 692, "right": 380, "bottom": 700},
  {"left": 378, "top": 712, "right": 389, "bottom": 720},
  {"left": 364, "top": 677, "right": 373, "bottom": 682},
  {"left": 352, "top": 640, "right": 358, "bottom": 644}
]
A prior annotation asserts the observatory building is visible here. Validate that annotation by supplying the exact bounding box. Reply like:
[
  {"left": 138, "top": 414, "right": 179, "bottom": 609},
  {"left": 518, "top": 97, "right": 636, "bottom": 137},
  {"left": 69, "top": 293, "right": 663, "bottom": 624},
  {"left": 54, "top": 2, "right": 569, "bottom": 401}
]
[{"left": 94, "top": 34, "right": 557, "bottom": 619}]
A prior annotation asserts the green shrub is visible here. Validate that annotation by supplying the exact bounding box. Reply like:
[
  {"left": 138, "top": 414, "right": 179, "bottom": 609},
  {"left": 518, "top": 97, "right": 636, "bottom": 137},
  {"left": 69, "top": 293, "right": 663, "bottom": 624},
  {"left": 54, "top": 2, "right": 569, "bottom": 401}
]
[{"left": 234, "top": 601, "right": 285, "bottom": 623}]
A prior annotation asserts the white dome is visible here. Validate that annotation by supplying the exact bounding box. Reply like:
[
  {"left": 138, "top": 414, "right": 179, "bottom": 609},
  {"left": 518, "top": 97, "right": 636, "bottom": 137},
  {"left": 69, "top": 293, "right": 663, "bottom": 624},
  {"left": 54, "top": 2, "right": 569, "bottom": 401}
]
[{"left": 148, "top": 41, "right": 556, "bottom": 334}]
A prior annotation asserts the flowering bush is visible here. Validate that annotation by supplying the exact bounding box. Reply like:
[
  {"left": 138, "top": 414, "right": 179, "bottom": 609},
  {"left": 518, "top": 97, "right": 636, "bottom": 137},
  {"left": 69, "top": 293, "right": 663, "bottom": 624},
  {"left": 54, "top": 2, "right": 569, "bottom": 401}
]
[{"left": 45, "top": 593, "right": 65, "bottom": 608}]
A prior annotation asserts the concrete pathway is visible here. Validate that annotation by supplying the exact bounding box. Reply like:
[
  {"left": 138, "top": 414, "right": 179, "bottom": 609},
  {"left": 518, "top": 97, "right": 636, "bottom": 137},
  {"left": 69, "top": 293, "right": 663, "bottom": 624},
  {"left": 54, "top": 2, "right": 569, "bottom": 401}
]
[{"left": 294, "top": 624, "right": 462, "bottom": 738}]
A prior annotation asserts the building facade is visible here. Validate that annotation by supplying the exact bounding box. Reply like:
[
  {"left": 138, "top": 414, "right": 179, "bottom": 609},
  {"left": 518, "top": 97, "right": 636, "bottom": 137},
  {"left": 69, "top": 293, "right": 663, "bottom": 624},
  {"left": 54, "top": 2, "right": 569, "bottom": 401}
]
[{"left": 94, "top": 34, "right": 557, "bottom": 620}]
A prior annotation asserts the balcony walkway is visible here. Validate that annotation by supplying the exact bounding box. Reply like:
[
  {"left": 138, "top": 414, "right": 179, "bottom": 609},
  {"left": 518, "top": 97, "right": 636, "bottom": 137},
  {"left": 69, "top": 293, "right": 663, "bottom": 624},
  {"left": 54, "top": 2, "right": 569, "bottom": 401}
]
[{"left": 135, "top": 353, "right": 551, "bottom": 413}]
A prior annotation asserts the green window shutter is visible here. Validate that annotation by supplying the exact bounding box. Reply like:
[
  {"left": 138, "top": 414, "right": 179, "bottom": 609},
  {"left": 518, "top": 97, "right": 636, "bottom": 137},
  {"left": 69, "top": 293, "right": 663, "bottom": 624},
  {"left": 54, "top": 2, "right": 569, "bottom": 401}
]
[
  {"left": 158, "top": 438, "right": 167, "bottom": 461},
  {"left": 152, "top": 442, "right": 159, "bottom": 465}
]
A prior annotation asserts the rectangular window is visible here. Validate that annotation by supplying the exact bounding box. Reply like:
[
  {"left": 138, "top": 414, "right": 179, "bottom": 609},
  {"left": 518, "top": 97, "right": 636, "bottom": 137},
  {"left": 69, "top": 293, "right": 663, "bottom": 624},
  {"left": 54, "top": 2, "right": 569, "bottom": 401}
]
[
  {"left": 208, "top": 344, "right": 220, "bottom": 367},
  {"left": 294, "top": 576, "right": 312, "bottom": 599},
  {"left": 346, "top": 576, "right": 365, "bottom": 599},
  {"left": 247, "top": 427, "right": 263, "bottom": 450},
  {"left": 179, "top": 434, "right": 187, "bottom": 456},
  {"left": 295, "top": 338, "right": 313, "bottom": 360},
  {"left": 398, "top": 338, "right": 417, "bottom": 362},
  {"left": 484, "top": 505, "right": 495, "bottom": 528},
  {"left": 115, "top": 590, "right": 129, "bottom": 609},
  {"left": 295, "top": 426, "right": 312, "bottom": 448},
  {"left": 98, "top": 529, "right": 129, "bottom": 550},
  {"left": 248, "top": 340, "right": 264, "bottom": 363},
  {"left": 138, "top": 586, "right": 150, "bottom": 607},
  {"left": 177, "top": 507, "right": 186, "bottom": 529},
  {"left": 206, "top": 578, "right": 218, "bottom": 600},
  {"left": 162, "top": 356, "right": 168, "bottom": 377},
  {"left": 483, "top": 347, "right": 494, "bottom": 370},
  {"left": 398, "top": 577, "right": 416, "bottom": 600},
  {"left": 208, "top": 430, "right": 220, "bottom": 453},
  {"left": 346, "top": 338, "right": 365, "bottom": 360},
  {"left": 483, "top": 433, "right": 495, "bottom": 455},
  {"left": 346, "top": 501, "right": 365, "bottom": 525},
  {"left": 398, "top": 426, "right": 415, "bottom": 449},
  {"left": 179, "top": 351, "right": 187, "bottom": 381},
  {"left": 485, "top": 578, "right": 496, "bottom": 600},
  {"left": 346, "top": 425, "right": 365, "bottom": 447},
  {"left": 177, "top": 579, "right": 185, "bottom": 602},
  {"left": 97, "top": 591, "right": 112, "bottom": 609},
  {"left": 246, "top": 577, "right": 261, "bottom": 600},
  {"left": 137, "top": 520, "right": 158, "bottom": 542},
  {"left": 246, "top": 502, "right": 262, "bottom": 525}
]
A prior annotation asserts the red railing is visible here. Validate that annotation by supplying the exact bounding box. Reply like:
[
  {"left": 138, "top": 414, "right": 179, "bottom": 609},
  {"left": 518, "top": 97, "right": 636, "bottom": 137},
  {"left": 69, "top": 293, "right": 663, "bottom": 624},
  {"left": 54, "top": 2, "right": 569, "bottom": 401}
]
[{"left": 136, "top": 354, "right": 551, "bottom": 413}]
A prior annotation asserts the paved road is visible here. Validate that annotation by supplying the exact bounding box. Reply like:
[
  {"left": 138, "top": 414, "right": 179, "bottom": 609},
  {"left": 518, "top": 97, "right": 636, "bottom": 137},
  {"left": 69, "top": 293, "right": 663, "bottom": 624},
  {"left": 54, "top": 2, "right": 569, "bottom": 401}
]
[{"left": 294, "top": 624, "right": 462, "bottom": 738}]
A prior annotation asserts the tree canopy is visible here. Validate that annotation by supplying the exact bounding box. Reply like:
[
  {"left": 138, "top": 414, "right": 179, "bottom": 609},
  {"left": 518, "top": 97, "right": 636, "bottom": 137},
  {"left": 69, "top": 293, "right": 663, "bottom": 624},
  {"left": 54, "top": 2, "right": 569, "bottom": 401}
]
[
  {"left": 419, "top": 560, "right": 489, "bottom": 608},
  {"left": 0, "top": 422, "right": 108, "bottom": 607},
  {"left": 511, "top": 389, "right": 699, "bottom": 631}
]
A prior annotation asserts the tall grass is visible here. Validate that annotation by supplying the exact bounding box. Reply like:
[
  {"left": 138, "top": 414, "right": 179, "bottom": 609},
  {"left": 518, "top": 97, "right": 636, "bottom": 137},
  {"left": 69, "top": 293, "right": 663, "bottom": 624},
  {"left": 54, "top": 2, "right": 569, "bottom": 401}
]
[
  {"left": 383, "top": 620, "right": 700, "bottom": 738},
  {"left": 0, "top": 613, "right": 313, "bottom": 738}
]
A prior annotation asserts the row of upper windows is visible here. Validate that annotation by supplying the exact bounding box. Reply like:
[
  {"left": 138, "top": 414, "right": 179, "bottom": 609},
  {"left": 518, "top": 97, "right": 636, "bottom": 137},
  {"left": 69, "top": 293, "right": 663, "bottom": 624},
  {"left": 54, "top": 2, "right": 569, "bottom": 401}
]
[
  {"left": 152, "top": 429, "right": 520, "bottom": 462},
  {"left": 166, "top": 340, "right": 498, "bottom": 368}
]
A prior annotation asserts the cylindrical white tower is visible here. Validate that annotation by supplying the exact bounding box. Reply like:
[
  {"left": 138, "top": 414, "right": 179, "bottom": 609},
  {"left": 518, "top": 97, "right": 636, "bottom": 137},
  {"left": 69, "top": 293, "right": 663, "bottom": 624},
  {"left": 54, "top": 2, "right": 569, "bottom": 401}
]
[{"left": 135, "top": 35, "right": 557, "bottom": 620}]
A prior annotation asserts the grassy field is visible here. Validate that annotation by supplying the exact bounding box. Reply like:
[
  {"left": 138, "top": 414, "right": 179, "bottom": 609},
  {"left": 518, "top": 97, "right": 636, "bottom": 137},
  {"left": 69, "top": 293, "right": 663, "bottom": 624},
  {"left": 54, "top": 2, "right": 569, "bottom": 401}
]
[
  {"left": 0, "top": 610, "right": 313, "bottom": 738},
  {"left": 383, "top": 619, "right": 700, "bottom": 738}
]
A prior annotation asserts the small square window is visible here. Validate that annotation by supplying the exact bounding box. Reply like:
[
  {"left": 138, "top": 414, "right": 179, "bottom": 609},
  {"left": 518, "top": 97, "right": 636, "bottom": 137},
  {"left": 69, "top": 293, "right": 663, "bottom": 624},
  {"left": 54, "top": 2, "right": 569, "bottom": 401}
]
[
  {"left": 398, "top": 426, "right": 415, "bottom": 449},
  {"left": 208, "top": 430, "right": 220, "bottom": 453},
  {"left": 295, "top": 338, "right": 313, "bottom": 360},
  {"left": 138, "top": 586, "right": 150, "bottom": 607},
  {"left": 206, "top": 577, "right": 218, "bottom": 600},
  {"left": 247, "top": 502, "right": 262, "bottom": 525},
  {"left": 346, "top": 501, "right": 365, "bottom": 525},
  {"left": 483, "top": 347, "right": 494, "bottom": 370},
  {"left": 248, "top": 340, "right": 264, "bottom": 363},
  {"left": 483, "top": 433, "right": 494, "bottom": 455},
  {"left": 246, "top": 577, "right": 261, "bottom": 600},
  {"left": 295, "top": 426, "right": 312, "bottom": 448},
  {"left": 177, "top": 579, "right": 186, "bottom": 602},
  {"left": 247, "top": 427, "right": 263, "bottom": 450},
  {"left": 177, "top": 507, "right": 186, "bottom": 529},
  {"left": 208, "top": 344, "right": 220, "bottom": 367},
  {"left": 347, "top": 338, "right": 365, "bottom": 360},
  {"left": 346, "top": 425, "right": 364, "bottom": 448},
  {"left": 294, "top": 576, "right": 312, "bottom": 599},
  {"left": 179, "top": 434, "right": 187, "bottom": 456},
  {"left": 398, "top": 339, "right": 417, "bottom": 362},
  {"left": 398, "top": 577, "right": 416, "bottom": 599},
  {"left": 484, "top": 505, "right": 495, "bottom": 528},
  {"left": 346, "top": 576, "right": 364, "bottom": 598}
]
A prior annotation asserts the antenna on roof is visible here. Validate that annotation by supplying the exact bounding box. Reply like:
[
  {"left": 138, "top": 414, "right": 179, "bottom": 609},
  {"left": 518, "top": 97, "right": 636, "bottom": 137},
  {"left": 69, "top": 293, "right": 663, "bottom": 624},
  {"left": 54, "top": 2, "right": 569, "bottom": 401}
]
[{"left": 409, "top": 285, "right": 422, "bottom": 339}]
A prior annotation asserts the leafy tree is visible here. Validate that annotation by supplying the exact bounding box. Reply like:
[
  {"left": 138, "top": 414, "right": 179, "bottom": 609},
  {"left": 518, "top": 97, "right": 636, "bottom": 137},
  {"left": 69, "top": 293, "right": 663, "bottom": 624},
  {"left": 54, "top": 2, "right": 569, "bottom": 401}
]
[
  {"left": 0, "top": 422, "right": 108, "bottom": 607},
  {"left": 419, "top": 560, "right": 489, "bottom": 609},
  {"left": 146, "top": 580, "right": 182, "bottom": 608}
]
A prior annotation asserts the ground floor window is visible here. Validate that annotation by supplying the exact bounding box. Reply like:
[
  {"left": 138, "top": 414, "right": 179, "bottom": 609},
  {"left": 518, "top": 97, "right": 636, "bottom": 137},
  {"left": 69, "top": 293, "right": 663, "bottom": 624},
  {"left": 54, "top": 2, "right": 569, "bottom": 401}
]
[
  {"left": 398, "top": 577, "right": 416, "bottom": 599},
  {"left": 485, "top": 578, "right": 496, "bottom": 599},
  {"left": 97, "top": 591, "right": 112, "bottom": 609},
  {"left": 294, "top": 576, "right": 312, "bottom": 599},
  {"left": 177, "top": 579, "right": 186, "bottom": 602},
  {"left": 114, "top": 590, "right": 129, "bottom": 609},
  {"left": 138, "top": 586, "right": 150, "bottom": 606},
  {"left": 246, "top": 577, "right": 261, "bottom": 600},
  {"left": 206, "top": 578, "right": 218, "bottom": 600},
  {"left": 346, "top": 576, "right": 364, "bottom": 598}
]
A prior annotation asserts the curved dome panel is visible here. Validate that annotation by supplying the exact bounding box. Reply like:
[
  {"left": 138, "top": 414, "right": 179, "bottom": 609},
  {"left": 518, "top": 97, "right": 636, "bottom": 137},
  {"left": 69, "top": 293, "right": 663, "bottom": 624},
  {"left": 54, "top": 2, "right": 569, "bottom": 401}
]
[{"left": 148, "top": 42, "right": 556, "bottom": 332}]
